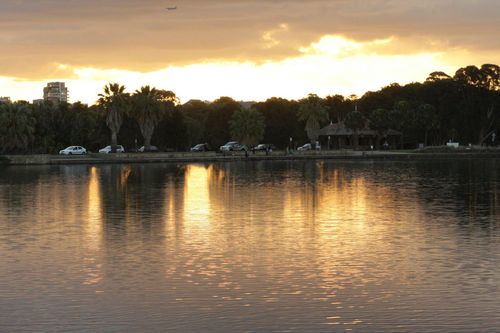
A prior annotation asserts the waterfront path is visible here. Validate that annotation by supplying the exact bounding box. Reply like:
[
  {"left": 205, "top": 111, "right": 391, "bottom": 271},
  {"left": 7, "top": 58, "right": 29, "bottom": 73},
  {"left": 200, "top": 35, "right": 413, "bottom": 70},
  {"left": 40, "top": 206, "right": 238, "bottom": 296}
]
[{"left": 3, "top": 149, "right": 500, "bottom": 166}]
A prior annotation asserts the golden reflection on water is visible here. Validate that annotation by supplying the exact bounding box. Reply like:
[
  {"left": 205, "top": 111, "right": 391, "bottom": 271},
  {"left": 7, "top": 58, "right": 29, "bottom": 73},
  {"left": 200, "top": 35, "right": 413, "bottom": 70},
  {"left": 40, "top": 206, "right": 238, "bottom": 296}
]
[
  {"left": 120, "top": 166, "right": 132, "bottom": 187},
  {"left": 164, "top": 161, "right": 434, "bottom": 329},
  {"left": 86, "top": 166, "right": 102, "bottom": 251},
  {"left": 2, "top": 161, "right": 500, "bottom": 331},
  {"left": 183, "top": 164, "right": 211, "bottom": 226},
  {"left": 82, "top": 166, "right": 103, "bottom": 286}
]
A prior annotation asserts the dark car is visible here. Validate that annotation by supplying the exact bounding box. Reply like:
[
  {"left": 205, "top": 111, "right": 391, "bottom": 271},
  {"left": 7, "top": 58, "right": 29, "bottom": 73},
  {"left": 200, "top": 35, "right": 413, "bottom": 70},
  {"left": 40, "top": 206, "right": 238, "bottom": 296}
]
[
  {"left": 253, "top": 144, "right": 276, "bottom": 151},
  {"left": 138, "top": 145, "right": 159, "bottom": 152}
]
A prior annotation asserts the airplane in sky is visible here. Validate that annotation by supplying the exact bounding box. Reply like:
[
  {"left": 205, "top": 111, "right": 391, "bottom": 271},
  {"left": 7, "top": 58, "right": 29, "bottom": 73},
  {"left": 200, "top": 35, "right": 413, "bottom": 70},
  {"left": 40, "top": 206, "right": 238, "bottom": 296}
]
[{"left": 166, "top": 6, "right": 177, "bottom": 10}]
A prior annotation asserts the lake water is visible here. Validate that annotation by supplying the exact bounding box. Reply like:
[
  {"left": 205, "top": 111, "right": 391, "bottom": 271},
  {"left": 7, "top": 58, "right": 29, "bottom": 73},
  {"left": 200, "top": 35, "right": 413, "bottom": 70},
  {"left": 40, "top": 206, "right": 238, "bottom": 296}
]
[{"left": 0, "top": 159, "right": 499, "bottom": 332}]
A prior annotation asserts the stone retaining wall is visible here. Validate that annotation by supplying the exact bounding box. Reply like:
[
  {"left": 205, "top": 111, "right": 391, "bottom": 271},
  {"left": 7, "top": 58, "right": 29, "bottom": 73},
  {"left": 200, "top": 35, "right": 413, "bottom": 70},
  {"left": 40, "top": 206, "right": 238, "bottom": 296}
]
[{"left": 2, "top": 150, "right": 499, "bottom": 166}]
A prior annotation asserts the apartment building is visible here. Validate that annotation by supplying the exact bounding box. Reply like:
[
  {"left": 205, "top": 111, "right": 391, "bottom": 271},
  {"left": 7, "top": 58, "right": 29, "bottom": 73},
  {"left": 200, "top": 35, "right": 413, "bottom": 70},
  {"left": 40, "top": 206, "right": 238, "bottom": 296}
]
[{"left": 43, "top": 82, "right": 69, "bottom": 104}]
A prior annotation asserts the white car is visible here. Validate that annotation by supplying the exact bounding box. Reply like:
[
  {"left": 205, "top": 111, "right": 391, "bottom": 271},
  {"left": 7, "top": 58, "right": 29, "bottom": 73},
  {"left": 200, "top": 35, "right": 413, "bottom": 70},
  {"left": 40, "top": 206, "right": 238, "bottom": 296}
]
[
  {"left": 220, "top": 141, "right": 245, "bottom": 152},
  {"left": 99, "top": 145, "right": 125, "bottom": 154},
  {"left": 190, "top": 143, "right": 208, "bottom": 152},
  {"left": 59, "top": 146, "right": 87, "bottom": 155},
  {"left": 297, "top": 143, "right": 312, "bottom": 151}
]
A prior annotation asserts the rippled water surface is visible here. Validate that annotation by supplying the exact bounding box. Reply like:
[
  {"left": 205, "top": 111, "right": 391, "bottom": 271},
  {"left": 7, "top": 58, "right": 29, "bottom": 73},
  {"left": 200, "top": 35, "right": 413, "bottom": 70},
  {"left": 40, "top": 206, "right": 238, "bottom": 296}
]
[{"left": 1, "top": 159, "right": 500, "bottom": 332}]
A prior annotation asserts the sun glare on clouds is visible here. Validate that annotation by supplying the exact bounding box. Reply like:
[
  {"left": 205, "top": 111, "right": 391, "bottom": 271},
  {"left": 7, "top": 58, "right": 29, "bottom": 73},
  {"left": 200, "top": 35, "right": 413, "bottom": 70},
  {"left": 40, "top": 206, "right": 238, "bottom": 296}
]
[{"left": 0, "top": 35, "right": 463, "bottom": 104}]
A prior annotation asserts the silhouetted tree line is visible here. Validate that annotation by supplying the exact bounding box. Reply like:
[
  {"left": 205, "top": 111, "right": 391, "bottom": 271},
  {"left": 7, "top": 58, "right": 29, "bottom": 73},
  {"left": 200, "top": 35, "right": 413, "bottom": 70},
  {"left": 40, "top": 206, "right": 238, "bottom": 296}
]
[{"left": 1, "top": 64, "right": 499, "bottom": 154}]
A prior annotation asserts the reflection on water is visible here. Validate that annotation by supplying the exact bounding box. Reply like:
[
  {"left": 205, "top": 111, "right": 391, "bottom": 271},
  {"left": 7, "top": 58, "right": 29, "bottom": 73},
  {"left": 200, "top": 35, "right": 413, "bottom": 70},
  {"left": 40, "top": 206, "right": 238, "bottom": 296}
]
[
  {"left": 0, "top": 160, "right": 499, "bottom": 332},
  {"left": 184, "top": 164, "right": 211, "bottom": 226},
  {"left": 82, "top": 167, "right": 103, "bottom": 287},
  {"left": 86, "top": 167, "right": 102, "bottom": 251}
]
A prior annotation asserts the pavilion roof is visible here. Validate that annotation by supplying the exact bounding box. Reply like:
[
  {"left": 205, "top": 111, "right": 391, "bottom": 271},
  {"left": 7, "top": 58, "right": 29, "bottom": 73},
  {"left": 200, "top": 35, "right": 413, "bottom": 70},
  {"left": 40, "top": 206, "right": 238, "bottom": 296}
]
[{"left": 317, "top": 121, "right": 401, "bottom": 137}]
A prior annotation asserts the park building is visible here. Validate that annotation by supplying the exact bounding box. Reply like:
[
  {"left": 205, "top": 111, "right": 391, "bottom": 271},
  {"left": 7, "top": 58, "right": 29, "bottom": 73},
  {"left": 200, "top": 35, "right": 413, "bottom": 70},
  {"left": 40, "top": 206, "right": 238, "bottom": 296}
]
[
  {"left": 43, "top": 82, "right": 68, "bottom": 104},
  {"left": 316, "top": 121, "right": 402, "bottom": 150}
]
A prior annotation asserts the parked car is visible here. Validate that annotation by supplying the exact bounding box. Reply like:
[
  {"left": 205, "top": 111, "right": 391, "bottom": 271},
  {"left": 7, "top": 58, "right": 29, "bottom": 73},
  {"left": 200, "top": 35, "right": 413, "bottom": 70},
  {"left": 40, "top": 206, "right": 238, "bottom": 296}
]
[
  {"left": 220, "top": 141, "right": 246, "bottom": 152},
  {"left": 297, "top": 143, "right": 312, "bottom": 151},
  {"left": 253, "top": 144, "right": 276, "bottom": 151},
  {"left": 59, "top": 146, "right": 87, "bottom": 155},
  {"left": 99, "top": 145, "right": 125, "bottom": 154},
  {"left": 138, "top": 145, "right": 159, "bottom": 152},
  {"left": 190, "top": 143, "right": 208, "bottom": 152}
]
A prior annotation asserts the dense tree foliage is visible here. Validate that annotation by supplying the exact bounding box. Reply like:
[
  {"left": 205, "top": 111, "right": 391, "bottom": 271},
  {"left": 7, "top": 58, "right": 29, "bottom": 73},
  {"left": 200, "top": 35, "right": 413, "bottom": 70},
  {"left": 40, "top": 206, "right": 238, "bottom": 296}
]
[
  {"left": 254, "top": 97, "right": 304, "bottom": 148},
  {"left": 344, "top": 111, "right": 366, "bottom": 149},
  {"left": 0, "top": 103, "right": 35, "bottom": 153},
  {"left": 180, "top": 99, "right": 210, "bottom": 148},
  {"left": 229, "top": 108, "right": 265, "bottom": 147},
  {"left": 1, "top": 63, "right": 499, "bottom": 154},
  {"left": 205, "top": 97, "right": 241, "bottom": 148},
  {"left": 368, "top": 108, "right": 392, "bottom": 147},
  {"left": 153, "top": 107, "right": 188, "bottom": 151},
  {"left": 297, "top": 94, "right": 329, "bottom": 143}
]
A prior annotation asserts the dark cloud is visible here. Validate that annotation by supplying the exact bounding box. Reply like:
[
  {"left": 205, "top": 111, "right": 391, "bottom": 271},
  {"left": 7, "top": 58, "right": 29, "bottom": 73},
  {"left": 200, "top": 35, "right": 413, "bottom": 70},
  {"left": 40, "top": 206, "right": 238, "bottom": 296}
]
[{"left": 0, "top": 0, "right": 499, "bottom": 79}]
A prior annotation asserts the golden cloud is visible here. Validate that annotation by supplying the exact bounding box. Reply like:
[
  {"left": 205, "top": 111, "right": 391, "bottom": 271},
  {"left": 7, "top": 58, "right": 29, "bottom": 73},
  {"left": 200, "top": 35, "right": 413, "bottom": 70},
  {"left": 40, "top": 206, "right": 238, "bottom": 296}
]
[{"left": 0, "top": 0, "right": 499, "bottom": 80}]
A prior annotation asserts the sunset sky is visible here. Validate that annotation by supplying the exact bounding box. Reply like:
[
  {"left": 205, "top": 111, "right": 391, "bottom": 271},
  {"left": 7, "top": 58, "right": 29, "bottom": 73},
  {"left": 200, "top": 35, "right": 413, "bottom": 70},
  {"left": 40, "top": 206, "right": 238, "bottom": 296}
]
[{"left": 1, "top": 0, "right": 499, "bottom": 104}]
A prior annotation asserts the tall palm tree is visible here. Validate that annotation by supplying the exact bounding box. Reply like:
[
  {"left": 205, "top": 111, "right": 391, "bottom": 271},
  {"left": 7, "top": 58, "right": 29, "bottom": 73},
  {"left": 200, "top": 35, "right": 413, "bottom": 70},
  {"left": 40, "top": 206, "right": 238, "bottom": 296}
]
[
  {"left": 131, "top": 86, "right": 177, "bottom": 152},
  {"left": 297, "top": 94, "right": 329, "bottom": 143},
  {"left": 97, "top": 83, "right": 129, "bottom": 152}
]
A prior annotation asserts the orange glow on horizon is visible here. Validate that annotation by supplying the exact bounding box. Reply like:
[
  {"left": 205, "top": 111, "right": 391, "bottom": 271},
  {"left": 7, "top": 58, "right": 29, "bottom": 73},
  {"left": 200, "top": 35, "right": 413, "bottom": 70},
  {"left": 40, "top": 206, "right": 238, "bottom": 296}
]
[{"left": 0, "top": 35, "right": 479, "bottom": 104}]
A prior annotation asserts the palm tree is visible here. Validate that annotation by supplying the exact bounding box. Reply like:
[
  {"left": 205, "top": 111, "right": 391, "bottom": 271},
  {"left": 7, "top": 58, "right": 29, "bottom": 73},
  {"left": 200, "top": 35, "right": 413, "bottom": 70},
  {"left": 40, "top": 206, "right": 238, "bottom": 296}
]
[
  {"left": 132, "top": 87, "right": 179, "bottom": 152},
  {"left": 229, "top": 108, "right": 265, "bottom": 147},
  {"left": 97, "top": 83, "right": 129, "bottom": 152},
  {"left": 131, "top": 86, "right": 164, "bottom": 152},
  {"left": 297, "top": 94, "right": 329, "bottom": 144}
]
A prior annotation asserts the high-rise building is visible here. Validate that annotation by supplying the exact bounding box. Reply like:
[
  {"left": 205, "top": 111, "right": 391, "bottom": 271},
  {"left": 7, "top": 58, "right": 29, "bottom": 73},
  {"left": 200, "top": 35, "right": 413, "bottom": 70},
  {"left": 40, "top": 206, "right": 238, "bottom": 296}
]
[
  {"left": 43, "top": 82, "right": 68, "bottom": 104},
  {"left": 0, "top": 96, "right": 11, "bottom": 104}
]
